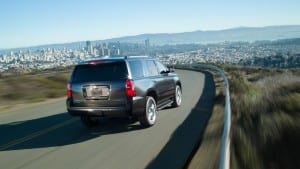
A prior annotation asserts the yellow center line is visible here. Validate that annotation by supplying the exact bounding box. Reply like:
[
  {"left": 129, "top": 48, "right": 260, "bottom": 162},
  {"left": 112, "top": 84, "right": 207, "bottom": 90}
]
[{"left": 0, "top": 118, "right": 78, "bottom": 151}]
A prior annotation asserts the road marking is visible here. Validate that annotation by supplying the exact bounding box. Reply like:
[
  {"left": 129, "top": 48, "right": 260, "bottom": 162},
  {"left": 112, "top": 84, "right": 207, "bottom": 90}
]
[{"left": 0, "top": 118, "right": 78, "bottom": 151}]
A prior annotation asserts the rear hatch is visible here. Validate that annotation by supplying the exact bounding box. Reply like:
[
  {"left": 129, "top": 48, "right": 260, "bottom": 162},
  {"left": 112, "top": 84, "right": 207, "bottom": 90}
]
[{"left": 70, "top": 61, "right": 128, "bottom": 107}]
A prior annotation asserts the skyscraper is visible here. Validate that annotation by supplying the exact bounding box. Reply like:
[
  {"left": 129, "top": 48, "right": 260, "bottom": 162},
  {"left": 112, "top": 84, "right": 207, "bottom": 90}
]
[
  {"left": 86, "top": 41, "right": 93, "bottom": 54},
  {"left": 145, "top": 38, "right": 150, "bottom": 48}
]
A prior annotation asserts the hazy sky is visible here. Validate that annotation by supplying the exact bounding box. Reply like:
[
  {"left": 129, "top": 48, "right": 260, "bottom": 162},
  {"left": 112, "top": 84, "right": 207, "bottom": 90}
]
[{"left": 1, "top": 0, "right": 299, "bottom": 49}]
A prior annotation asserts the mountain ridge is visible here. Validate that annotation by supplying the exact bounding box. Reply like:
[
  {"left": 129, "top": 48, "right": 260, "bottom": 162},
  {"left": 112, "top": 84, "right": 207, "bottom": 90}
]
[
  {"left": 1, "top": 25, "right": 300, "bottom": 53},
  {"left": 102, "top": 25, "right": 300, "bottom": 44}
]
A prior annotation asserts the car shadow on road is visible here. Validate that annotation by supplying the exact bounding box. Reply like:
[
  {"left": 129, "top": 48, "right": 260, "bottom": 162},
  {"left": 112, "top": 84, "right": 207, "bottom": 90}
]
[
  {"left": 0, "top": 113, "right": 142, "bottom": 151},
  {"left": 146, "top": 70, "right": 216, "bottom": 169}
]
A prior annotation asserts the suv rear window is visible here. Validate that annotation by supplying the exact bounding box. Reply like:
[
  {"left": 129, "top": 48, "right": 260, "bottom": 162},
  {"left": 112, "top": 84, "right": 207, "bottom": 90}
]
[{"left": 71, "top": 62, "right": 128, "bottom": 82}]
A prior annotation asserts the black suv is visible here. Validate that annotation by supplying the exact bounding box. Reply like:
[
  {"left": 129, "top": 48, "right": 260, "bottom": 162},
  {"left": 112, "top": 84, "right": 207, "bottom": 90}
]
[{"left": 66, "top": 56, "right": 182, "bottom": 127}]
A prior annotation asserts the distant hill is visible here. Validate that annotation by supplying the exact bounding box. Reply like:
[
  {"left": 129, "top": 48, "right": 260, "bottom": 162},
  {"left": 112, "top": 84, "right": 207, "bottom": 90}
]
[
  {"left": 102, "top": 25, "right": 300, "bottom": 45},
  {"left": 1, "top": 25, "right": 300, "bottom": 54}
]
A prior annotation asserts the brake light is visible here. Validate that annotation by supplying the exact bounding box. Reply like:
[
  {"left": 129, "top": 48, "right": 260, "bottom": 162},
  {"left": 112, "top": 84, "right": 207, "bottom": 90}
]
[
  {"left": 125, "top": 80, "right": 136, "bottom": 97},
  {"left": 88, "top": 60, "right": 104, "bottom": 64},
  {"left": 67, "top": 82, "right": 72, "bottom": 98}
]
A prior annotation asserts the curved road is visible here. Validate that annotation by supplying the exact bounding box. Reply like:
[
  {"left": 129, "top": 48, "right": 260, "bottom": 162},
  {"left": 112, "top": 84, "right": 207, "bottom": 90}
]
[{"left": 0, "top": 70, "right": 215, "bottom": 169}]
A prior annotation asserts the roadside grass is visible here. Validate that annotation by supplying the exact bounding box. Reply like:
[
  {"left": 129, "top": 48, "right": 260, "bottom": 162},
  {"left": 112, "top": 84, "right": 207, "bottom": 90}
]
[
  {"left": 226, "top": 66, "right": 300, "bottom": 169},
  {"left": 0, "top": 72, "right": 70, "bottom": 107}
]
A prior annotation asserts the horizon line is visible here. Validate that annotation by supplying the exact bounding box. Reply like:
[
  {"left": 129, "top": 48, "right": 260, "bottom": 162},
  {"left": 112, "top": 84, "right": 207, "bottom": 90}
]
[{"left": 1, "top": 24, "right": 299, "bottom": 51}]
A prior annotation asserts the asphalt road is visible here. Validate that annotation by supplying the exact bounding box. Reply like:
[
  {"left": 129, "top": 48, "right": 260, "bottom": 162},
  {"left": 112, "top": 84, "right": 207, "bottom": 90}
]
[{"left": 0, "top": 70, "right": 215, "bottom": 169}]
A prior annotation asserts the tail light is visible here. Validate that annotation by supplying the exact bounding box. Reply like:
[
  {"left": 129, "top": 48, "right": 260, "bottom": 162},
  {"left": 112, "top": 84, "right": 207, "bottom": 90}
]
[
  {"left": 67, "top": 82, "right": 72, "bottom": 98},
  {"left": 125, "top": 80, "right": 136, "bottom": 97}
]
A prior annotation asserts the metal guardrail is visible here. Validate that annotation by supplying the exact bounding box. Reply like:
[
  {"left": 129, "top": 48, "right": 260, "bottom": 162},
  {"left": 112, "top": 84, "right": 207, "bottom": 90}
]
[{"left": 176, "top": 64, "right": 231, "bottom": 169}]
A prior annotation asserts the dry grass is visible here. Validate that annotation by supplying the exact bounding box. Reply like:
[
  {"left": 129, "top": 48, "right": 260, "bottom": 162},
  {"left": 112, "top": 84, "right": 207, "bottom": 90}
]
[
  {"left": 228, "top": 67, "right": 300, "bottom": 169},
  {"left": 173, "top": 65, "right": 299, "bottom": 169},
  {"left": 0, "top": 72, "right": 70, "bottom": 107}
]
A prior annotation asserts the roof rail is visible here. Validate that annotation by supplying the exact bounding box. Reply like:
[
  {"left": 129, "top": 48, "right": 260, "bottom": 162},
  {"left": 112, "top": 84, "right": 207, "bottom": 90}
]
[{"left": 124, "top": 55, "right": 149, "bottom": 59}]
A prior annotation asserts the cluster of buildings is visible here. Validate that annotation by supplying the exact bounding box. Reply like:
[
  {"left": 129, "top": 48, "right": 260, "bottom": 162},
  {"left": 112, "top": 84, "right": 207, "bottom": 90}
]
[
  {"left": 0, "top": 39, "right": 299, "bottom": 73},
  {"left": 158, "top": 41, "right": 300, "bottom": 67},
  {"left": 85, "top": 41, "right": 121, "bottom": 56},
  {"left": 0, "top": 41, "right": 123, "bottom": 73}
]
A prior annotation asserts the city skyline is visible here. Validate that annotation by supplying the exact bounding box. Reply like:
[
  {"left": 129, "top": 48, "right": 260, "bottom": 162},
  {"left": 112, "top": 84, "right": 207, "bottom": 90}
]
[
  {"left": 1, "top": 0, "right": 300, "bottom": 49},
  {"left": 1, "top": 38, "right": 299, "bottom": 74}
]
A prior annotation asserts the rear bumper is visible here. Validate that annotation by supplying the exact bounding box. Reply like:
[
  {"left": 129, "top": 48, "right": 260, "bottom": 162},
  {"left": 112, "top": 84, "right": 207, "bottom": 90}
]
[
  {"left": 67, "top": 106, "right": 129, "bottom": 117},
  {"left": 66, "top": 98, "right": 131, "bottom": 117},
  {"left": 66, "top": 96, "right": 145, "bottom": 117}
]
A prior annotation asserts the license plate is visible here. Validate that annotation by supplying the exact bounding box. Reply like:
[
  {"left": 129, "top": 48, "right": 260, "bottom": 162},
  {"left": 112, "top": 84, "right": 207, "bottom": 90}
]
[{"left": 84, "top": 86, "right": 109, "bottom": 97}]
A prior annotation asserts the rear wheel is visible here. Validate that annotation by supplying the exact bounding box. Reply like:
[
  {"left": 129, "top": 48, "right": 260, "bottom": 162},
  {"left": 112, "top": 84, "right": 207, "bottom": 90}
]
[
  {"left": 171, "top": 85, "right": 182, "bottom": 107},
  {"left": 80, "top": 116, "right": 99, "bottom": 128},
  {"left": 139, "top": 96, "right": 157, "bottom": 127}
]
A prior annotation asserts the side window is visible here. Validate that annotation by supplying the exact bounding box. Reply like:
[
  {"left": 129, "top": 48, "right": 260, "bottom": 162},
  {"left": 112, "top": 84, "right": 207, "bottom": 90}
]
[
  {"left": 128, "top": 60, "right": 144, "bottom": 78},
  {"left": 155, "top": 61, "right": 167, "bottom": 74},
  {"left": 144, "top": 60, "right": 159, "bottom": 76}
]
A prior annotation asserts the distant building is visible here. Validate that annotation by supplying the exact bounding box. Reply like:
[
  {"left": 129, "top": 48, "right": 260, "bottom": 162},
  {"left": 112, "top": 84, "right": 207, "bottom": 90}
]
[
  {"left": 110, "top": 44, "right": 121, "bottom": 56},
  {"left": 79, "top": 43, "right": 82, "bottom": 50},
  {"left": 145, "top": 38, "right": 150, "bottom": 48},
  {"left": 86, "top": 41, "right": 93, "bottom": 54},
  {"left": 103, "top": 48, "right": 110, "bottom": 56}
]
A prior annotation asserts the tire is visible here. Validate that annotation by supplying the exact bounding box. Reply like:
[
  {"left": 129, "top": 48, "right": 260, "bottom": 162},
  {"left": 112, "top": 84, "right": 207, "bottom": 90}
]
[
  {"left": 139, "top": 96, "right": 157, "bottom": 127},
  {"left": 171, "top": 85, "right": 182, "bottom": 107},
  {"left": 80, "top": 116, "right": 99, "bottom": 128}
]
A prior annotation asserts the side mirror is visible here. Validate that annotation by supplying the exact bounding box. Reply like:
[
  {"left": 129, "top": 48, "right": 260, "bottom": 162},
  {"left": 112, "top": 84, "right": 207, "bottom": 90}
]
[
  {"left": 167, "top": 65, "right": 175, "bottom": 73},
  {"left": 160, "top": 70, "right": 169, "bottom": 74}
]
